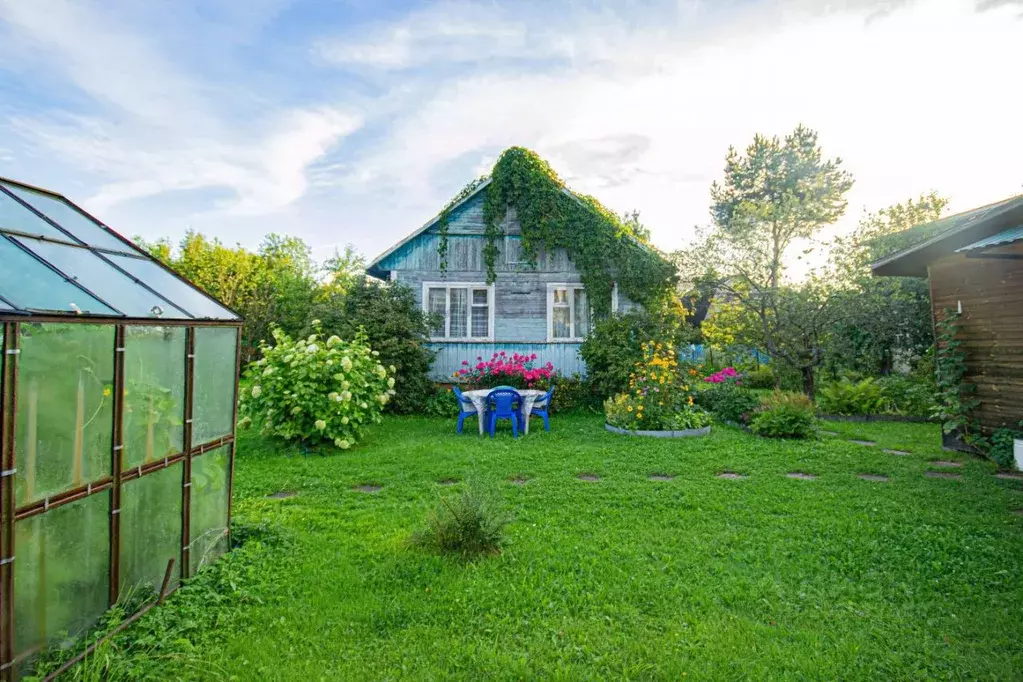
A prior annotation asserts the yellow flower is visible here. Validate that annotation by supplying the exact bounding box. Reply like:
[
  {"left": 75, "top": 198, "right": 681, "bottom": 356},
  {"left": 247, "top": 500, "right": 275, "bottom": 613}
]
[
  {"left": 103, "top": 387, "right": 111, "bottom": 397},
  {"left": 688, "top": 396, "right": 694, "bottom": 406},
  {"left": 627, "top": 406, "right": 633, "bottom": 412}
]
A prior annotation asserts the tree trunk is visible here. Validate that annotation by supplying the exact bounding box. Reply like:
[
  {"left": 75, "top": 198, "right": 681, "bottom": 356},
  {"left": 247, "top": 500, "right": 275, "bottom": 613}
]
[
  {"left": 880, "top": 348, "right": 893, "bottom": 376},
  {"left": 802, "top": 366, "right": 815, "bottom": 401}
]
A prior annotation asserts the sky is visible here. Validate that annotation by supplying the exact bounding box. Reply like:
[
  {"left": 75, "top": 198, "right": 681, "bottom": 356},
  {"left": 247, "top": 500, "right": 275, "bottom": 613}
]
[{"left": 1, "top": 0, "right": 1021, "bottom": 271}]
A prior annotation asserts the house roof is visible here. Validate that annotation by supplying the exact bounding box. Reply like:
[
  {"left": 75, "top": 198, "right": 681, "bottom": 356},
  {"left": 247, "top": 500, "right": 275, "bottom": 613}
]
[
  {"left": 871, "top": 194, "right": 1023, "bottom": 277},
  {"left": 955, "top": 225, "right": 1023, "bottom": 253},
  {"left": 0, "top": 176, "right": 240, "bottom": 321}
]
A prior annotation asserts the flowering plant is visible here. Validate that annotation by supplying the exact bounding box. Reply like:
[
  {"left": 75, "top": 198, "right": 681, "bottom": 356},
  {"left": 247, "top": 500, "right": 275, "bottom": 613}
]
[
  {"left": 604, "top": 340, "right": 710, "bottom": 430},
  {"left": 239, "top": 321, "right": 395, "bottom": 449},
  {"left": 704, "top": 367, "right": 740, "bottom": 384},
  {"left": 453, "top": 352, "right": 556, "bottom": 389}
]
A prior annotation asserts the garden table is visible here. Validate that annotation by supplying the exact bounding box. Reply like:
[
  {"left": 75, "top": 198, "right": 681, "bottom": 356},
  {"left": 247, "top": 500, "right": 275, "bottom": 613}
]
[{"left": 463, "top": 388, "right": 547, "bottom": 435}]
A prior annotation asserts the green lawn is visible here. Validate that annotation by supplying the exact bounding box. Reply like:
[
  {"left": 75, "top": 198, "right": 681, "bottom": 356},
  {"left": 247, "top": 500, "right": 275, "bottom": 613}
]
[{"left": 83, "top": 415, "right": 1023, "bottom": 679}]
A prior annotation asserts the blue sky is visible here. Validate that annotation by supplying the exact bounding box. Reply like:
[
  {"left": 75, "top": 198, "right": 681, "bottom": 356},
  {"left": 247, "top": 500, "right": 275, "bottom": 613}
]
[{"left": 1, "top": 0, "right": 1021, "bottom": 268}]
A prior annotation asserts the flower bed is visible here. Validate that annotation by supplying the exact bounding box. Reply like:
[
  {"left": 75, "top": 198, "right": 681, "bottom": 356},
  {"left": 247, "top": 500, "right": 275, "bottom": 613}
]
[{"left": 453, "top": 352, "right": 555, "bottom": 389}]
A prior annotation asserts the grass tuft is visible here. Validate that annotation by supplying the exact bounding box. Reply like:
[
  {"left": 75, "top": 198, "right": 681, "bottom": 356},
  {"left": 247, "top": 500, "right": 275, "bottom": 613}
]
[{"left": 409, "top": 478, "right": 511, "bottom": 558}]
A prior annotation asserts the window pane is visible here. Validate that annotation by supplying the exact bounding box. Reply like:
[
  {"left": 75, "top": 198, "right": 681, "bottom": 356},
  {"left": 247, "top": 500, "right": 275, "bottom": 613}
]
[
  {"left": 0, "top": 188, "right": 70, "bottom": 241},
  {"left": 553, "top": 288, "right": 568, "bottom": 305},
  {"left": 106, "top": 254, "right": 238, "bottom": 320},
  {"left": 193, "top": 327, "right": 238, "bottom": 445},
  {"left": 15, "top": 237, "right": 190, "bottom": 319},
  {"left": 123, "top": 326, "right": 186, "bottom": 469},
  {"left": 574, "top": 289, "right": 589, "bottom": 338},
  {"left": 449, "top": 288, "right": 467, "bottom": 338},
  {"left": 120, "top": 463, "right": 182, "bottom": 598},
  {"left": 14, "top": 493, "right": 110, "bottom": 659},
  {"left": 189, "top": 445, "right": 230, "bottom": 574},
  {"left": 471, "top": 304, "right": 489, "bottom": 338},
  {"left": 15, "top": 324, "right": 114, "bottom": 505},
  {"left": 552, "top": 306, "right": 571, "bottom": 339},
  {"left": 472, "top": 288, "right": 488, "bottom": 306},
  {"left": 2, "top": 182, "right": 133, "bottom": 253},
  {"left": 0, "top": 237, "right": 116, "bottom": 315},
  {"left": 427, "top": 288, "right": 446, "bottom": 337}
]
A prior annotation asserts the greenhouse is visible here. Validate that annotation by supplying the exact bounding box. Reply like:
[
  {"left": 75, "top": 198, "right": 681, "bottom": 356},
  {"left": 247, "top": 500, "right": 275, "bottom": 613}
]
[{"left": 0, "top": 177, "right": 241, "bottom": 677}]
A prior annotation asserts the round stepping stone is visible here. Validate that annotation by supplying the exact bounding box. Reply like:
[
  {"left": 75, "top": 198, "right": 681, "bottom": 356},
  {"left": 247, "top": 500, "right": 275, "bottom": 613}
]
[
  {"left": 266, "top": 490, "right": 296, "bottom": 499},
  {"left": 437, "top": 478, "right": 460, "bottom": 486},
  {"left": 857, "top": 474, "right": 889, "bottom": 482},
  {"left": 929, "top": 461, "right": 963, "bottom": 468},
  {"left": 508, "top": 476, "right": 531, "bottom": 486},
  {"left": 717, "top": 472, "right": 747, "bottom": 480},
  {"left": 884, "top": 449, "right": 911, "bottom": 456},
  {"left": 849, "top": 440, "right": 876, "bottom": 447},
  {"left": 649, "top": 474, "right": 674, "bottom": 482},
  {"left": 786, "top": 472, "right": 816, "bottom": 481},
  {"left": 995, "top": 472, "right": 1023, "bottom": 480},
  {"left": 353, "top": 484, "right": 382, "bottom": 493},
  {"left": 576, "top": 473, "right": 601, "bottom": 482},
  {"left": 821, "top": 430, "right": 839, "bottom": 436},
  {"left": 924, "top": 471, "right": 961, "bottom": 480}
]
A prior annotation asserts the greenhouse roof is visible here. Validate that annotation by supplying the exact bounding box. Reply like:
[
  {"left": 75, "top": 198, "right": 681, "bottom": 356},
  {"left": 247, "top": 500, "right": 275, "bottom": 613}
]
[{"left": 0, "top": 177, "right": 240, "bottom": 321}]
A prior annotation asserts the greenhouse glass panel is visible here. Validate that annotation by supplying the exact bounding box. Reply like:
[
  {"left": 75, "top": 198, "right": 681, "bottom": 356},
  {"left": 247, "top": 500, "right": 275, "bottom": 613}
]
[
  {"left": 0, "top": 238, "right": 116, "bottom": 315},
  {"left": 192, "top": 327, "right": 238, "bottom": 445},
  {"left": 0, "top": 188, "right": 72, "bottom": 242},
  {"left": 123, "top": 326, "right": 186, "bottom": 469},
  {"left": 15, "top": 324, "right": 115, "bottom": 505},
  {"left": 1, "top": 182, "right": 133, "bottom": 253},
  {"left": 120, "top": 464, "right": 183, "bottom": 597},
  {"left": 105, "top": 254, "right": 238, "bottom": 320},
  {"left": 189, "top": 446, "right": 230, "bottom": 575},
  {"left": 14, "top": 236, "right": 191, "bottom": 319},
  {"left": 13, "top": 493, "right": 110, "bottom": 659}
]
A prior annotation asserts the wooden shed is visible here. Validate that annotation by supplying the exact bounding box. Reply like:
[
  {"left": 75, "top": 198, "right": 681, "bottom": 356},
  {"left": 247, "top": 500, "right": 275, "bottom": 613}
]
[{"left": 872, "top": 195, "right": 1023, "bottom": 442}]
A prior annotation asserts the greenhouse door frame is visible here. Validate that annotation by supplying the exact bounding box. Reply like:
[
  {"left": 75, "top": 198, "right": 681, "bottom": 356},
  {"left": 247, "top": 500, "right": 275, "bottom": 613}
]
[{"left": 0, "top": 316, "right": 242, "bottom": 680}]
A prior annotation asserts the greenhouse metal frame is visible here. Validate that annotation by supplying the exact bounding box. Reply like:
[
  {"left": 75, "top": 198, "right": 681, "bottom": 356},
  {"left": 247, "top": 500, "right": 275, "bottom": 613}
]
[{"left": 0, "top": 176, "right": 242, "bottom": 679}]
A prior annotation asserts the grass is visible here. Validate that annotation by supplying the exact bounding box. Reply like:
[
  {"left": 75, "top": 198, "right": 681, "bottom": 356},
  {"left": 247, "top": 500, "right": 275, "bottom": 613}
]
[{"left": 59, "top": 414, "right": 1023, "bottom": 679}]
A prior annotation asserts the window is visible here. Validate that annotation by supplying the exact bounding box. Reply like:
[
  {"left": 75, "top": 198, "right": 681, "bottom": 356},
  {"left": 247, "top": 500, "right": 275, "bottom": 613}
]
[
  {"left": 423, "top": 282, "right": 493, "bottom": 341},
  {"left": 547, "top": 284, "right": 589, "bottom": 341}
]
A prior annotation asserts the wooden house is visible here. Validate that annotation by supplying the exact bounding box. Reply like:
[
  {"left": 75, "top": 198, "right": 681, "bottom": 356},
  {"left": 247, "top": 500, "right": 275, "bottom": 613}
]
[
  {"left": 366, "top": 153, "right": 673, "bottom": 380},
  {"left": 872, "top": 195, "right": 1023, "bottom": 440}
]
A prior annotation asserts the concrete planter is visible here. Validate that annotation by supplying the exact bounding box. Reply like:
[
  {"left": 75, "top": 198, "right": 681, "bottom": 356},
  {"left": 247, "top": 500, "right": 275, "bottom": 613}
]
[
  {"left": 605, "top": 424, "right": 711, "bottom": 438},
  {"left": 1015, "top": 439, "right": 1023, "bottom": 471}
]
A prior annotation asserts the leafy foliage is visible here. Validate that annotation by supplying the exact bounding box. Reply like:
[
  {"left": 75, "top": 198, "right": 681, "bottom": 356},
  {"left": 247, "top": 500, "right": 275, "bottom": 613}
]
[
  {"left": 743, "top": 366, "right": 777, "bottom": 389},
  {"left": 933, "top": 310, "right": 978, "bottom": 437},
  {"left": 240, "top": 323, "right": 395, "bottom": 448},
  {"left": 988, "top": 424, "right": 1023, "bottom": 470},
  {"left": 750, "top": 391, "right": 817, "bottom": 439},
  {"left": 695, "top": 379, "right": 761, "bottom": 425},
  {"left": 308, "top": 280, "right": 435, "bottom": 414},
  {"left": 479, "top": 147, "right": 676, "bottom": 312},
  {"left": 409, "top": 479, "right": 510, "bottom": 559},
  {"left": 817, "top": 378, "right": 886, "bottom": 416}
]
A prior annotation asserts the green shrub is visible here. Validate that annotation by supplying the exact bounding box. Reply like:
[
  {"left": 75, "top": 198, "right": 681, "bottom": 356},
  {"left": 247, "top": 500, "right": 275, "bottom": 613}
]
[
  {"left": 750, "top": 391, "right": 816, "bottom": 439},
  {"left": 409, "top": 479, "right": 510, "bottom": 559},
  {"left": 421, "top": 385, "right": 458, "bottom": 417},
  {"left": 743, "top": 366, "right": 777, "bottom": 389},
  {"left": 875, "top": 375, "right": 937, "bottom": 417},
  {"left": 550, "top": 374, "right": 602, "bottom": 412},
  {"left": 817, "top": 377, "right": 885, "bottom": 416},
  {"left": 987, "top": 422, "right": 1023, "bottom": 469},
  {"left": 309, "top": 280, "right": 435, "bottom": 414},
  {"left": 695, "top": 379, "right": 760, "bottom": 424},
  {"left": 240, "top": 323, "right": 395, "bottom": 448}
]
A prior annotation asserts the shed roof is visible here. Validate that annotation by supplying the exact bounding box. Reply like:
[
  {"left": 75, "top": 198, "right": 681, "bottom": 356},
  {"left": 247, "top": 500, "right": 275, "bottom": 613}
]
[
  {"left": 955, "top": 225, "right": 1023, "bottom": 253},
  {"left": 0, "top": 177, "right": 240, "bottom": 321},
  {"left": 871, "top": 194, "right": 1023, "bottom": 277}
]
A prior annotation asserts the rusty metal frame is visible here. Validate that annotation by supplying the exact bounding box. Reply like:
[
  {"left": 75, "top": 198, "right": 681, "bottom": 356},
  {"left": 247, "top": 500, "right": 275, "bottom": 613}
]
[{"left": 0, "top": 317, "right": 239, "bottom": 678}]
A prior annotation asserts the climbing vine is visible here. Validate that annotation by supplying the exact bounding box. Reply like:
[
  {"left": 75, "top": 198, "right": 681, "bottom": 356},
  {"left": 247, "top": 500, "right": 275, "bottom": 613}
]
[
  {"left": 933, "top": 309, "right": 979, "bottom": 438},
  {"left": 474, "top": 147, "right": 675, "bottom": 314},
  {"left": 436, "top": 176, "right": 489, "bottom": 276}
]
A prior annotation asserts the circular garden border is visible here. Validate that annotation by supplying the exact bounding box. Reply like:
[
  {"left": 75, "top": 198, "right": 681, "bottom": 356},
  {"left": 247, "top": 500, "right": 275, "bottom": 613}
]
[{"left": 605, "top": 424, "right": 712, "bottom": 438}]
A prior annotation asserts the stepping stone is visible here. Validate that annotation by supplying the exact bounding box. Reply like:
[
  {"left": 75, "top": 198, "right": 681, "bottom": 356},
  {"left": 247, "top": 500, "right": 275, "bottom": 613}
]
[
  {"left": 508, "top": 476, "right": 531, "bottom": 486},
  {"left": 437, "top": 478, "right": 460, "bottom": 486},
  {"left": 649, "top": 474, "right": 674, "bottom": 482},
  {"left": 353, "top": 484, "right": 382, "bottom": 493},
  {"left": 924, "top": 471, "right": 961, "bottom": 480},
  {"left": 929, "top": 461, "right": 963, "bottom": 468},
  {"left": 857, "top": 474, "right": 889, "bottom": 482},
  {"left": 884, "top": 449, "right": 911, "bottom": 456},
  {"left": 786, "top": 472, "right": 816, "bottom": 481},
  {"left": 995, "top": 473, "right": 1023, "bottom": 480},
  {"left": 1014, "top": 509, "right": 1023, "bottom": 516},
  {"left": 266, "top": 490, "right": 296, "bottom": 499},
  {"left": 717, "top": 472, "right": 747, "bottom": 480},
  {"left": 576, "top": 473, "right": 601, "bottom": 482},
  {"left": 849, "top": 440, "right": 877, "bottom": 447},
  {"left": 821, "top": 430, "right": 839, "bottom": 436}
]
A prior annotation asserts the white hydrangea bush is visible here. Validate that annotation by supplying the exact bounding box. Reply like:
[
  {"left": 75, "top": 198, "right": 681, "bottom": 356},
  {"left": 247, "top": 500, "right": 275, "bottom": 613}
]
[{"left": 239, "top": 321, "right": 396, "bottom": 449}]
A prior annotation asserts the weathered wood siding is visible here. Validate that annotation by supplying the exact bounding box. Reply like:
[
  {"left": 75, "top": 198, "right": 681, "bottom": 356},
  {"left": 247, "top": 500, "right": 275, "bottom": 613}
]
[{"left": 929, "top": 242, "right": 1023, "bottom": 431}]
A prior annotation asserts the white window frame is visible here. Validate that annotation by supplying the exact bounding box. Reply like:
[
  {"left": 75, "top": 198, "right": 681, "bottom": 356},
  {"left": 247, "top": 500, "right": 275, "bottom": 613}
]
[
  {"left": 546, "top": 283, "right": 590, "bottom": 342},
  {"left": 422, "top": 282, "right": 495, "bottom": 342}
]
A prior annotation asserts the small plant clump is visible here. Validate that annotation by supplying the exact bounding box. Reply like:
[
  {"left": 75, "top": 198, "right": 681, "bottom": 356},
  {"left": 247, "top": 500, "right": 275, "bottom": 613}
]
[
  {"left": 239, "top": 321, "right": 395, "bottom": 449},
  {"left": 750, "top": 391, "right": 817, "bottom": 439},
  {"left": 695, "top": 377, "right": 761, "bottom": 425},
  {"left": 410, "top": 480, "right": 511, "bottom": 559}
]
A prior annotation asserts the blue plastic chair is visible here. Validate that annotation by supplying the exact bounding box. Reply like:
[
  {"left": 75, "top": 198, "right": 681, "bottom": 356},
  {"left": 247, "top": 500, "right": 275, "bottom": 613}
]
[
  {"left": 452, "top": 387, "right": 480, "bottom": 434},
  {"left": 522, "top": 386, "right": 555, "bottom": 432},
  {"left": 486, "top": 388, "right": 521, "bottom": 438}
]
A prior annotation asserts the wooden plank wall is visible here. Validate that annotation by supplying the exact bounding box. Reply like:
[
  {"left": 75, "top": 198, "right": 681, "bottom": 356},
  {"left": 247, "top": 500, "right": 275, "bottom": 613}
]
[
  {"left": 427, "top": 342, "right": 586, "bottom": 381},
  {"left": 929, "top": 242, "right": 1023, "bottom": 431}
]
